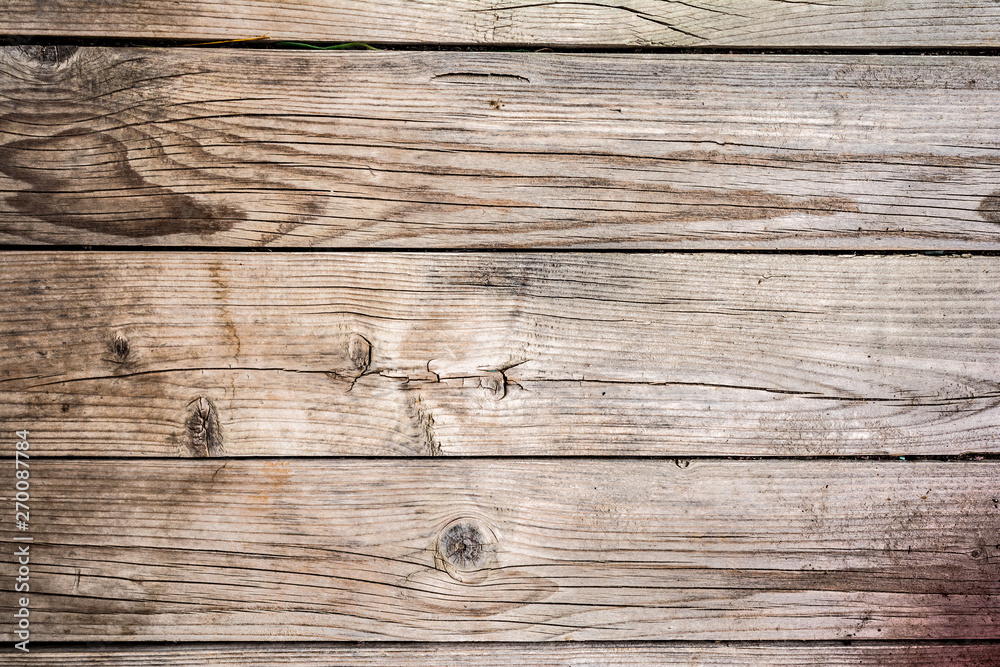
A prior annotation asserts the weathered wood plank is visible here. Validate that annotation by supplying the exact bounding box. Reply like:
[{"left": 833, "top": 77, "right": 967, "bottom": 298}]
[
  {"left": 3, "top": 252, "right": 999, "bottom": 457},
  {"left": 2, "top": 1, "right": 1000, "bottom": 46},
  {"left": 3, "top": 642, "right": 998, "bottom": 666},
  {"left": 1, "top": 460, "right": 997, "bottom": 641},
  {"left": 3, "top": 48, "right": 1000, "bottom": 249}
]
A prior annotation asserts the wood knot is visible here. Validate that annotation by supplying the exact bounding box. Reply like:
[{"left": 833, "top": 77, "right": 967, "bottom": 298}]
[
  {"left": 435, "top": 519, "right": 497, "bottom": 582},
  {"left": 348, "top": 334, "right": 371, "bottom": 374},
  {"left": 186, "top": 397, "right": 224, "bottom": 457},
  {"left": 109, "top": 331, "right": 130, "bottom": 363},
  {"left": 16, "top": 45, "right": 79, "bottom": 67},
  {"left": 481, "top": 370, "right": 507, "bottom": 401}
]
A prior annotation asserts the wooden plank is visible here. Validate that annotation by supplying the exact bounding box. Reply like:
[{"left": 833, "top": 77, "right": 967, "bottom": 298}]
[
  {"left": 2, "top": 1, "right": 1000, "bottom": 46},
  {"left": 3, "top": 642, "right": 998, "bottom": 666},
  {"left": 3, "top": 48, "right": 1000, "bottom": 249},
  {"left": 4, "top": 252, "right": 1000, "bottom": 457},
  {"left": 1, "top": 459, "right": 997, "bottom": 641}
]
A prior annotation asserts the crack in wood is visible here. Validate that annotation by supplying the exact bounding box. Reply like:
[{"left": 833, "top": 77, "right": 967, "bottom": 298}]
[
  {"left": 348, "top": 334, "right": 372, "bottom": 374},
  {"left": 186, "top": 397, "right": 224, "bottom": 457},
  {"left": 432, "top": 72, "right": 530, "bottom": 84}
]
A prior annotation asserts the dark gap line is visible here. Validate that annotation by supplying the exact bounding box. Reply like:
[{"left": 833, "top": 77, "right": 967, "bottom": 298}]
[
  {"left": 0, "top": 245, "right": 998, "bottom": 255},
  {"left": 6, "top": 36, "right": 1000, "bottom": 56}
]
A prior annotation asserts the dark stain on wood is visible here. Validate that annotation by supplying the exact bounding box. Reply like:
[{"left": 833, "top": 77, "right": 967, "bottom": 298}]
[
  {"left": 0, "top": 130, "right": 240, "bottom": 237},
  {"left": 544, "top": 177, "right": 862, "bottom": 224},
  {"left": 377, "top": 176, "right": 860, "bottom": 234},
  {"left": 978, "top": 191, "right": 1000, "bottom": 223}
]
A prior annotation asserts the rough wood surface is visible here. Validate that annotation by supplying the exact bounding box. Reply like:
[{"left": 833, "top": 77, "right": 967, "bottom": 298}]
[
  {"left": 3, "top": 253, "right": 1000, "bottom": 457},
  {"left": 4, "top": 48, "right": 1000, "bottom": 248},
  {"left": 2, "top": 1, "right": 1000, "bottom": 46},
  {"left": 3, "top": 642, "right": 998, "bottom": 666},
  {"left": 2, "top": 459, "right": 998, "bottom": 641}
]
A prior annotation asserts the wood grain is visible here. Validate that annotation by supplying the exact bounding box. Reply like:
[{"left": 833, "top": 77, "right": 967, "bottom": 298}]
[
  {"left": 4, "top": 47, "right": 1000, "bottom": 248},
  {"left": 1, "top": 459, "right": 997, "bottom": 641},
  {"left": 4, "top": 252, "right": 1000, "bottom": 457},
  {"left": 2, "top": 1, "right": 1000, "bottom": 46},
  {"left": 3, "top": 642, "right": 998, "bottom": 666}
]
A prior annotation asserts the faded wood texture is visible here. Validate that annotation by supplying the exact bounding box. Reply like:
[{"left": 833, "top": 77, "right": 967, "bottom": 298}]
[
  {"left": 3, "top": 48, "right": 1000, "bottom": 249},
  {"left": 2, "top": 1, "right": 1000, "bottom": 46},
  {"left": 4, "top": 642, "right": 999, "bottom": 666},
  {"left": 2, "top": 252, "right": 1000, "bottom": 457},
  {"left": 1, "top": 460, "right": 998, "bottom": 641}
]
